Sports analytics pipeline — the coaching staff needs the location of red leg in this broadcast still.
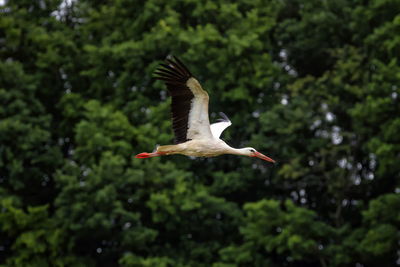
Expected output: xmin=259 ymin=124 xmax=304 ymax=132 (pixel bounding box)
xmin=134 ymin=152 xmax=166 ymax=158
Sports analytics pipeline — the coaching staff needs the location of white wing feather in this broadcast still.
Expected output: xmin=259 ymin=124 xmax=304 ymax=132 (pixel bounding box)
xmin=210 ymin=121 xmax=232 ymax=139
xmin=210 ymin=112 xmax=232 ymax=139
xmin=186 ymin=78 xmax=214 ymax=140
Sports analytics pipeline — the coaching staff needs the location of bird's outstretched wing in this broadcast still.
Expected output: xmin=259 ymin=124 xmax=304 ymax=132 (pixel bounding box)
xmin=154 ymin=56 xmax=213 ymax=143
xmin=210 ymin=112 xmax=232 ymax=139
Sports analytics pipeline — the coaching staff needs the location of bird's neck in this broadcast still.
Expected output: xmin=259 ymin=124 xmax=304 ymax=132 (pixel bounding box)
xmin=219 ymin=141 xmax=249 ymax=156
xmin=227 ymin=147 xmax=249 ymax=156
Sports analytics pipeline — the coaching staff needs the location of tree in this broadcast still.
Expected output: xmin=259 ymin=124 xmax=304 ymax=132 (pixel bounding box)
xmin=1 ymin=0 xmax=399 ymax=266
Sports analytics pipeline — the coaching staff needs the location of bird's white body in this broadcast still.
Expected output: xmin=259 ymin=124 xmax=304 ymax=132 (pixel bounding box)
xmin=135 ymin=56 xmax=275 ymax=163
xmin=157 ymin=138 xmax=238 ymax=157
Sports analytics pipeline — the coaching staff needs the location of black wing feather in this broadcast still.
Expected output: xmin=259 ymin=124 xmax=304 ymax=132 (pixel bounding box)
xmin=154 ymin=56 xmax=194 ymax=144
xmin=217 ymin=112 xmax=230 ymax=122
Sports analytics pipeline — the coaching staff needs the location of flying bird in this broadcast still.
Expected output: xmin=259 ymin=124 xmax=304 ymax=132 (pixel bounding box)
xmin=135 ymin=56 xmax=275 ymax=163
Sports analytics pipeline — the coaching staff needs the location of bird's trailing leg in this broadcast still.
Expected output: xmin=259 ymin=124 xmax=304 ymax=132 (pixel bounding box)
xmin=135 ymin=144 xmax=166 ymax=158
xmin=135 ymin=152 xmax=166 ymax=158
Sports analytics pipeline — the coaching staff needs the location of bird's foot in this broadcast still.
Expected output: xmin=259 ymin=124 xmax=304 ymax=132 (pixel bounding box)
xmin=135 ymin=152 xmax=165 ymax=158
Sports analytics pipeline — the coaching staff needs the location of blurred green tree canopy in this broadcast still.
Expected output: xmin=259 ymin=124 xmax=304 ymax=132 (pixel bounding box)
xmin=1 ymin=0 xmax=399 ymax=266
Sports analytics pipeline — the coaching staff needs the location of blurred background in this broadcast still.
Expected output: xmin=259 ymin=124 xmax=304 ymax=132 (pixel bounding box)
xmin=1 ymin=0 xmax=399 ymax=266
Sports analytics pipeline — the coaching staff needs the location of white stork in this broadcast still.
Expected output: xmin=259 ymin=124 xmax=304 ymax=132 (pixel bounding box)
xmin=135 ymin=56 xmax=275 ymax=163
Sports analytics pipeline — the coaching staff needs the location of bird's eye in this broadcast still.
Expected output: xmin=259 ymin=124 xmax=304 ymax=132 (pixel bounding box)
xmin=250 ymin=149 xmax=255 ymax=153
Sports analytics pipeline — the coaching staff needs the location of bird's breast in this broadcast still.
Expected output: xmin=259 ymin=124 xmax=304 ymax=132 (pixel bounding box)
xmin=180 ymin=139 xmax=227 ymax=157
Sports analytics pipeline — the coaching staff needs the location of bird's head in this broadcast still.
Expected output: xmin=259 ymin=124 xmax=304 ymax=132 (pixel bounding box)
xmin=243 ymin=147 xmax=276 ymax=163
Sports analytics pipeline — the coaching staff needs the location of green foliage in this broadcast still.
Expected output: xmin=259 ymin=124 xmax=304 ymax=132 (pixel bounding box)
xmin=1 ymin=0 xmax=399 ymax=266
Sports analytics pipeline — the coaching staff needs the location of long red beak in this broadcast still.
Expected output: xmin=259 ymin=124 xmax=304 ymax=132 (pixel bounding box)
xmin=253 ymin=152 xmax=275 ymax=163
